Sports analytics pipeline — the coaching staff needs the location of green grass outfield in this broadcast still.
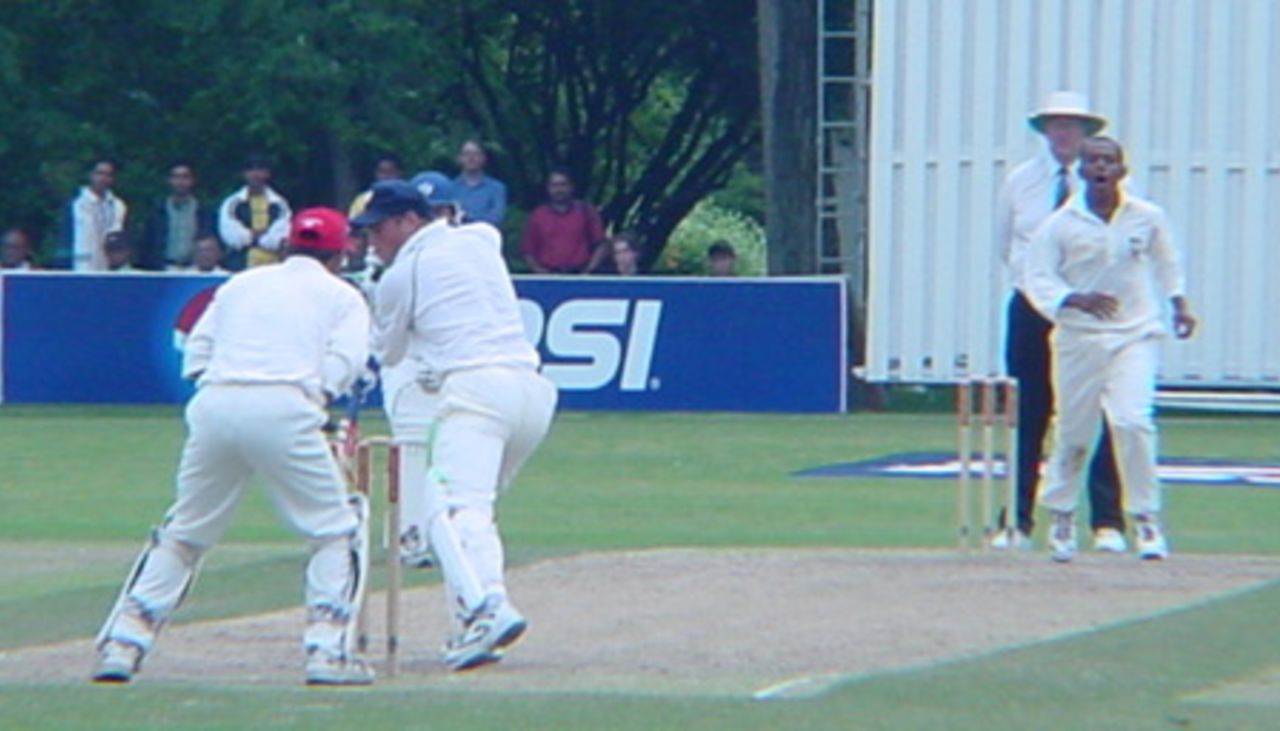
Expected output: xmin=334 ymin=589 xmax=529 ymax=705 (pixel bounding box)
xmin=0 ymin=406 xmax=1277 ymax=730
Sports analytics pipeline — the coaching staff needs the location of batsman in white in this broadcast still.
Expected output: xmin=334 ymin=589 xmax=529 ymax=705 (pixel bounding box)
xmin=92 ymin=208 xmax=376 ymax=686
xmin=374 ymin=171 xmax=468 ymax=570
xmin=355 ymin=179 xmax=557 ymax=671
xmin=1025 ymin=137 xmax=1196 ymax=562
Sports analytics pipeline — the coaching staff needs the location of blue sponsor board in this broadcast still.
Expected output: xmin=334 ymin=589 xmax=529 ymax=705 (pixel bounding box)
xmin=1 ymin=273 xmax=846 ymax=412
xmin=1 ymin=273 xmax=222 ymax=404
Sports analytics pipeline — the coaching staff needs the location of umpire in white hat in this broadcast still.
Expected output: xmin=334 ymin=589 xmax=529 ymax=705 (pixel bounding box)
xmin=993 ymin=91 xmax=1125 ymax=551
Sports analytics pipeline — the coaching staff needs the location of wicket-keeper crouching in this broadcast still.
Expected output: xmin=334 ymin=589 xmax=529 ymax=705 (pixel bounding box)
xmin=92 ymin=208 xmax=376 ymax=686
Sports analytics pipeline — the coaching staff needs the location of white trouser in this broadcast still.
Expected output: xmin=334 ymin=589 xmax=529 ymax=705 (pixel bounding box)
xmin=97 ymin=385 xmax=367 ymax=661
xmin=426 ymin=366 xmax=557 ymax=624
xmin=1038 ymin=329 xmax=1163 ymax=516
xmin=380 ymin=360 xmax=440 ymax=560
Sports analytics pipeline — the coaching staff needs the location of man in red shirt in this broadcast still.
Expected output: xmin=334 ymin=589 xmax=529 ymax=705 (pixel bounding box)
xmin=520 ymin=169 xmax=606 ymax=274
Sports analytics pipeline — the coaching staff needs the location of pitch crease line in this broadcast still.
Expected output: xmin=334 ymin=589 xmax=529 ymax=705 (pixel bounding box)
xmin=752 ymin=673 xmax=848 ymax=701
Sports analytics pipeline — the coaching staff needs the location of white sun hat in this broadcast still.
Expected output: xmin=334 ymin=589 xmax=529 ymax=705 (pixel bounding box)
xmin=1028 ymin=91 xmax=1107 ymax=136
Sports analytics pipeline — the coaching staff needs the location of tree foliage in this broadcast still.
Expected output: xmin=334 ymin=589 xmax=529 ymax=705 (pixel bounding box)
xmin=0 ymin=0 xmax=759 ymax=266
xmin=656 ymin=200 xmax=766 ymax=276
xmin=451 ymin=0 xmax=760 ymax=268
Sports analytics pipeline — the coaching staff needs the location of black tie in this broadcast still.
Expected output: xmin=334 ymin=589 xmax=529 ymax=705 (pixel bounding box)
xmin=1054 ymin=167 xmax=1070 ymax=208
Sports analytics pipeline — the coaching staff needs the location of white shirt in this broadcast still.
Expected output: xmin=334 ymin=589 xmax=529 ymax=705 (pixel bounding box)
xmin=70 ymin=187 xmax=128 ymax=272
xmin=374 ymin=219 xmax=538 ymax=377
xmin=1025 ymin=191 xmax=1186 ymax=335
xmin=183 ymin=256 xmax=370 ymax=401
xmin=217 ymin=186 xmax=292 ymax=252
xmin=181 ymin=265 xmax=231 ymax=276
xmin=996 ymin=148 xmax=1079 ymax=293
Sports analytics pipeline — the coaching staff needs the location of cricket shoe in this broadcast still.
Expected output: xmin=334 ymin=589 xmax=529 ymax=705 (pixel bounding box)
xmin=442 ymin=596 xmax=528 ymax=672
xmin=1092 ymin=527 xmax=1128 ymax=553
xmin=91 ymin=639 xmax=144 ymax=684
xmin=398 ymin=526 xmax=436 ymax=569
xmin=305 ymin=651 xmax=375 ymax=686
xmin=1048 ymin=511 xmax=1077 ymax=563
xmin=399 ymin=546 xmax=437 ymax=569
xmin=1134 ymin=517 xmax=1169 ymax=560
xmin=990 ymin=528 xmax=1032 ymax=551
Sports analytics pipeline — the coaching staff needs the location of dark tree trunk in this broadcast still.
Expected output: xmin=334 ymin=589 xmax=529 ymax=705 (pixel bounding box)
xmin=758 ymin=0 xmax=818 ymax=274
xmin=329 ymin=129 xmax=357 ymax=211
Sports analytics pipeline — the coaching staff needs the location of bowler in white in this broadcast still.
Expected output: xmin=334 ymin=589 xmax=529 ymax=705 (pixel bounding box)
xmin=1025 ymin=137 xmax=1196 ymax=563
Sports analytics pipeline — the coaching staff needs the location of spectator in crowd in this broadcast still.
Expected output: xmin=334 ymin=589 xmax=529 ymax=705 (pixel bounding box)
xmin=186 ymin=235 xmax=230 ymax=275
xmin=64 ymin=158 xmax=128 ymax=271
xmin=707 ymin=241 xmax=737 ymax=276
xmin=994 ymin=91 xmax=1124 ymax=552
xmin=453 ymin=139 xmax=507 ymax=226
xmin=2 ymin=228 xmax=38 ymax=270
xmin=520 ymin=168 xmax=606 ymax=274
xmin=348 ymin=153 xmax=404 ymax=219
xmin=142 ymin=161 xmax=215 ymax=271
xmin=605 ymin=232 xmax=641 ymax=276
xmin=103 ymin=232 xmax=136 ymax=272
xmin=218 ymin=154 xmax=291 ymax=270
xmin=342 ymin=226 xmax=378 ymax=300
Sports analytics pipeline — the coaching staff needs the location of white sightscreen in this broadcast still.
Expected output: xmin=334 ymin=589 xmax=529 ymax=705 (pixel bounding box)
xmin=865 ymin=0 xmax=1280 ymax=386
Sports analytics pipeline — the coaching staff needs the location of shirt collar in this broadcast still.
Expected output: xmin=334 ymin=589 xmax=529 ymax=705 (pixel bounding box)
xmin=457 ymin=173 xmax=490 ymax=188
xmin=283 ymin=254 xmax=329 ymax=273
xmin=237 ymin=185 xmax=279 ymax=203
xmin=82 ymin=186 xmax=113 ymax=202
xmin=1039 ymin=145 xmax=1079 ymax=176
xmin=1068 ymin=187 xmax=1130 ymax=223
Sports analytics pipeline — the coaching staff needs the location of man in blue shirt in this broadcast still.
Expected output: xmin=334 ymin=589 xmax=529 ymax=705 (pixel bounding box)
xmin=454 ymin=139 xmax=507 ymax=226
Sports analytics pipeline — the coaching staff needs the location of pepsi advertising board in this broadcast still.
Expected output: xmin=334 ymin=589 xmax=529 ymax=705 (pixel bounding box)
xmin=1 ymin=274 xmax=846 ymax=413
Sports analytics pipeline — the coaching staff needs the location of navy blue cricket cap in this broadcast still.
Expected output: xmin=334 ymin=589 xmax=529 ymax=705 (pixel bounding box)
xmin=351 ymin=180 xmax=429 ymax=227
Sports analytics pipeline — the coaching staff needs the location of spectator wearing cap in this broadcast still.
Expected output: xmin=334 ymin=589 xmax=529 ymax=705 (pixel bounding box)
xmin=410 ymin=171 xmax=467 ymax=225
xmin=993 ymin=91 xmax=1124 ymax=551
xmin=63 ymin=158 xmax=128 ymax=271
xmin=2 ymin=228 xmax=39 ymax=270
xmin=453 ymin=140 xmax=507 ymax=226
xmin=348 ymin=153 xmax=404 ymax=219
xmin=707 ymin=241 xmax=737 ymax=276
xmin=520 ymin=168 xmax=606 ymax=274
xmin=218 ymin=154 xmax=292 ymax=271
xmin=103 ymin=231 xmax=137 ymax=272
xmin=142 ymin=161 xmax=216 ymax=271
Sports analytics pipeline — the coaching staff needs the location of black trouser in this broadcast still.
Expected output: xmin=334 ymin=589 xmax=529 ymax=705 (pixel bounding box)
xmin=1005 ymin=291 xmax=1125 ymax=535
